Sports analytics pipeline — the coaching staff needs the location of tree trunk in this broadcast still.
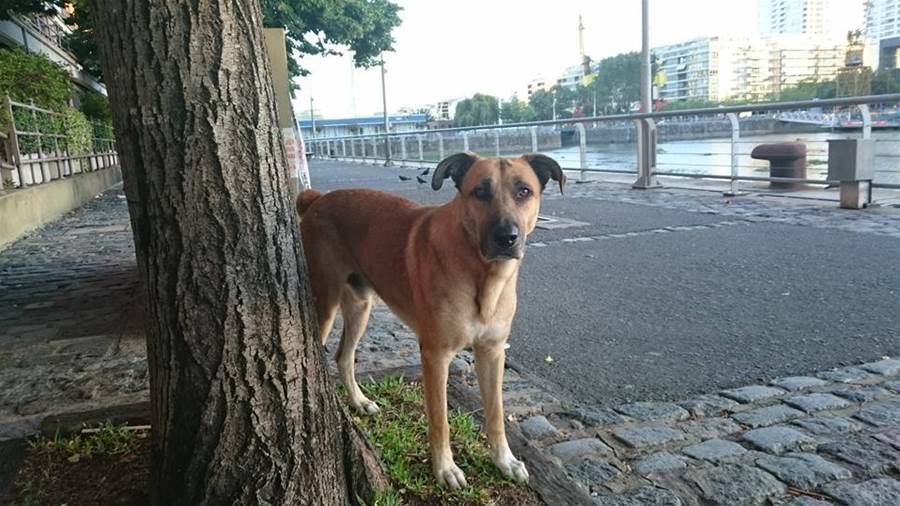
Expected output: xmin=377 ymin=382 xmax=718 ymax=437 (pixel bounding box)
xmin=89 ymin=1 xmax=386 ymax=504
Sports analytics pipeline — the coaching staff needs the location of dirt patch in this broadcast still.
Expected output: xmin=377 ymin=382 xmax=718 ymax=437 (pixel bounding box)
xmin=3 ymin=438 xmax=149 ymax=505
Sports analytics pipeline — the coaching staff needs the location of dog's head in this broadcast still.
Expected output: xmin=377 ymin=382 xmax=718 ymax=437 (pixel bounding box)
xmin=432 ymin=152 xmax=565 ymax=262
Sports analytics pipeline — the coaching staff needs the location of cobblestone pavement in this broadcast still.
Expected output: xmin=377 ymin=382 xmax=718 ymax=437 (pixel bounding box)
xmin=4 ymin=183 xmax=900 ymax=505
xmin=0 ymin=187 xmax=148 ymax=441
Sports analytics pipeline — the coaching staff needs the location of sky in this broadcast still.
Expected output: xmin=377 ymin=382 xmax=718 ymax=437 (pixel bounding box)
xmin=291 ymin=0 xmax=865 ymax=119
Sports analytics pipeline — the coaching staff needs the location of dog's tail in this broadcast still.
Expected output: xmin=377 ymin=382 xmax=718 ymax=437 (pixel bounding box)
xmin=296 ymin=189 xmax=323 ymax=216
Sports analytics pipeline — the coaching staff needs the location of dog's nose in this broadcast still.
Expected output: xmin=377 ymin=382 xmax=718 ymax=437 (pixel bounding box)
xmin=493 ymin=223 xmax=519 ymax=247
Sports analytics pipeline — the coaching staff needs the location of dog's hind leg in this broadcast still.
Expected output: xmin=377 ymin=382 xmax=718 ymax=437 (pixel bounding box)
xmin=336 ymin=281 xmax=378 ymax=415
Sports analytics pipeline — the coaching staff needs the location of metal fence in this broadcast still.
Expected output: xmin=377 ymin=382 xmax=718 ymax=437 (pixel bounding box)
xmin=307 ymin=94 xmax=900 ymax=192
xmin=0 ymin=96 xmax=118 ymax=191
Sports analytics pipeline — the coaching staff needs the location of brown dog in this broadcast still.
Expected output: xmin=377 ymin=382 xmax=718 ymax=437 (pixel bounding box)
xmin=297 ymin=152 xmax=564 ymax=489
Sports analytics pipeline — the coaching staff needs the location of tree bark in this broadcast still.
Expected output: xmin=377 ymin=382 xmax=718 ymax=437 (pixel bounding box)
xmin=89 ymin=1 xmax=386 ymax=504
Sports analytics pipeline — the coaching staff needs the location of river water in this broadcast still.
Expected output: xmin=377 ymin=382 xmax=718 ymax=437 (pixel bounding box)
xmin=544 ymin=131 xmax=900 ymax=185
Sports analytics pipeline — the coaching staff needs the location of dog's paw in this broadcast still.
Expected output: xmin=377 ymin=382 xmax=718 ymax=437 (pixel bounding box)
xmin=494 ymin=452 xmax=529 ymax=483
xmin=352 ymin=399 xmax=380 ymax=416
xmin=434 ymin=461 xmax=468 ymax=490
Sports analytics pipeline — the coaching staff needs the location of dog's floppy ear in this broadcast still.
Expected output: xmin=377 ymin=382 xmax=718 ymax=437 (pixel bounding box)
xmin=432 ymin=152 xmax=479 ymax=191
xmin=523 ymin=153 xmax=566 ymax=194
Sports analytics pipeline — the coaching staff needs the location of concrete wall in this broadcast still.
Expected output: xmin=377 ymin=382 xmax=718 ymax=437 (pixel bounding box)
xmin=0 ymin=167 xmax=122 ymax=251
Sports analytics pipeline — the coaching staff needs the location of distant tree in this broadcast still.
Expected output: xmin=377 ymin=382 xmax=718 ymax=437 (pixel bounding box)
xmin=528 ymin=86 xmax=576 ymax=121
xmin=589 ymin=52 xmax=641 ymax=114
xmin=872 ymin=69 xmax=900 ymax=95
xmin=0 ymin=0 xmax=58 ymax=19
xmin=777 ymin=79 xmax=837 ymax=101
xmin=500 ymin=96 xmax=535 ymax=123
xmin=415 ymin=107 xmax=435 ymax=122
xmin=528 ymin=89 xmax=554 ymax=120
xmin=453 ymin=93 xmax=499 ymax=127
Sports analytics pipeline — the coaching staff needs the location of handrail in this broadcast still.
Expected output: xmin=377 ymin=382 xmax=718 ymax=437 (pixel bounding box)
xmin=306 ymin=94 xmax=900 ymax=142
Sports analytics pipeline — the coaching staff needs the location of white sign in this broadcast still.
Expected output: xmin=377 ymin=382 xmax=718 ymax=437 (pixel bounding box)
xmin=282 ymin=126 xmax=311 ymax=190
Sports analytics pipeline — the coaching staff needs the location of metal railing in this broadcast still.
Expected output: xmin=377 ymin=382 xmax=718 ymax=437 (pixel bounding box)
xmin=1 ymin=96 xmax=118 ymax=191
xmin=308 ymin=94 xmax=900 ymax=191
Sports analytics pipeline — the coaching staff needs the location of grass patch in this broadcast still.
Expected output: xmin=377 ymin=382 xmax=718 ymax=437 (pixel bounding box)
xmin=349 ymin=376 xmax=536 ymax=505
xmin=33 ymin=422 xmax=143 ymax=463
xmin=6 ymin=423 xmax=150 ymax=505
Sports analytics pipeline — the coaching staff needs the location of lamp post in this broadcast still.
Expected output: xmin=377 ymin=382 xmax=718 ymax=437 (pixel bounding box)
xmin=381 ymin=58 xmax=393 ymax=167
xmin=309 ymin=96 xmax=316 ymax=156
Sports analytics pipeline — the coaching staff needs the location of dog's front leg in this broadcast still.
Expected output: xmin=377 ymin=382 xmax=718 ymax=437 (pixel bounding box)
xmin=474 ymin=342 xmax=529 ymax=483
xmin=421 ymin=346 xmax=467 ymax=490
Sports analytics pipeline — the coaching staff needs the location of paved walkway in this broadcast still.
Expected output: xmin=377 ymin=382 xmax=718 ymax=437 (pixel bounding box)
xmin=3 ymin=183 xmax=900 ymax=505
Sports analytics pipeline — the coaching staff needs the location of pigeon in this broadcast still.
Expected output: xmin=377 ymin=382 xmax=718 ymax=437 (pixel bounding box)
xmin=398 ymin=175 xmax=411 ymax=181
xmin=419 ymin=167 xmax=431 ymax=176
xmin=416 ymin=176 xmax=427 ymax=184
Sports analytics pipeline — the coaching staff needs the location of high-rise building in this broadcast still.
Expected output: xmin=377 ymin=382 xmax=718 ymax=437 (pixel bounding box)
xmin=759 ymin=0 xmax=860 ymax=38
xmin=865 ymin=0 xmax=900 ymax=68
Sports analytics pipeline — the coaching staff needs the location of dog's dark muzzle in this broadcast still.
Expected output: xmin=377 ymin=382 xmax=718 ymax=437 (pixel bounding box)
xmin=482 ymin=221 xmax=524 ymax=260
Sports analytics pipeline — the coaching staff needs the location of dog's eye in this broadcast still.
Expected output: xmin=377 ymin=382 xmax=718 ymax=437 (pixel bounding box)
xmin=516 ymin=187 xmax=532 ymax=200
xmin=473 ymin=186 xmax=491 ymax=201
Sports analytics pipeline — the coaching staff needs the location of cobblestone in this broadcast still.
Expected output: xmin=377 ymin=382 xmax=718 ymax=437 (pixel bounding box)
xmin=519 ymin=415 xmax=559 ymax=440
xmin=819 ymin=436 xmax=900 ymax=471
xmin=860 ymin=359 xmax=900 ymax=376
xmin=592 ymin=487 xmax=683 ymax=506
xmin=720 ymin=385 xmax=786 ymax=403
xmin=733 ymin=404 xmax=805 ymax=428
xmin=743 ymin=427 xmax=815 ymax=454
xmin=817 ymin=367 xmax=877 ymax=384
xmin=770 ymin=376 xmax=828 ymax=391
xmin=854 ymin=400 xmax=900 ymax=427
xmin=785 ymin=393 xmax=852 ymax=413
xmin=614 ymin=402 xmax=689 ymax=423
xmin=792 ymin=416 xmax=865 ymax=436
xmin=824 ymin=478 xmax=900 ymax=506
xmin=681 ymin=439 xmax=747 ymax=462
xmin=677 ymin=395 xmax=738 ymax=418
xmin=755 ymin=453 xmax=851 ymax=489
xmin=549 ymin=438 xmax=613 ymax=462
xmin=685 ymin=464 xmax=787 ymax=505
xmin=633 ymin=452 xmax=686 ymax=476
xmin=611 ymin=426 xmax=685 ymax=449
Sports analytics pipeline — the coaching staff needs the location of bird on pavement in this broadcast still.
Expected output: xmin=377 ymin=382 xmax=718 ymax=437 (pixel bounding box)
xmin=398 ymin=174 xmax=411 ymax=181
xmin=416 ymin=176 xmax=426 ymax=184
xmin=420 ymin=168 xmax=430 ymax=176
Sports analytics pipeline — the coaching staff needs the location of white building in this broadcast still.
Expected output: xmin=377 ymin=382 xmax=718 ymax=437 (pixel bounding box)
xmin=655 ymin=34 xmax=846 ymax=103
xmin=865 ymin=0 xmax=900 ymax=68
xmin=526 ymin=77 xmax=550 ymax=98
xmin=758 ymin=0 xmax=860 ymax=38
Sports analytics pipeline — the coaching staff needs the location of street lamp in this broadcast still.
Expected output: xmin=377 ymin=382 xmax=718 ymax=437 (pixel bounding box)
xmin=381 ymin=58 xmax=393 ymax=167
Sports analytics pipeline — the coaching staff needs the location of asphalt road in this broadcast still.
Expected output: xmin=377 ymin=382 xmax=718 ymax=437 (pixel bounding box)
xmin=308 ymin=159 xmax=900 ymax=406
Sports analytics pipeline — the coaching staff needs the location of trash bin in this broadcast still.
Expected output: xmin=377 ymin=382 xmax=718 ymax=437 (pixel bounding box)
xmin=750 ymin=142 xmax=807 ymax=189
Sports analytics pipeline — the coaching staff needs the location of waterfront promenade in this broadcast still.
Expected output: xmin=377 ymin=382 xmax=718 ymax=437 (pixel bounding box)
xmin=2 ymin=159 xmax=900 ymax=504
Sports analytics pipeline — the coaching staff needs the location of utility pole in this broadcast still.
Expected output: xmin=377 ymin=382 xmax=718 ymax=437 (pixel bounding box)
xmin=309 ymin=97 xmax=316 ymax=156
xmin=633 ymin=0 xmax=660 ymax=189
xmin=552 ymin=95 xmax=557 ymax=121
xmin=381 ymin=58 xmax=393 ymax=166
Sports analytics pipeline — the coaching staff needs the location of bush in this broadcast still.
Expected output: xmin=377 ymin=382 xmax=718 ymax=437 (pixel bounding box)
xmin=0 ymin=48 xmax=72 ymax=110
xmin=79 ymin=91 xmax=110 ymax=123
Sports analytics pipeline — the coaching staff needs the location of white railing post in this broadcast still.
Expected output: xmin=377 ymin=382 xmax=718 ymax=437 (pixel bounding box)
xmin=341 ymin=139 xmax=346 ymax=158
xmin=4 ymin=96 xmax=25 ymax=187
xmin=437 ymin=132 xmax=444 ymax=160
xmin=530 ymin=126 xmax=538 ymax=152
xmin=494 ymin=129 xmax=500 ymax=157
xmin=575 ymin=122 xmax=587 ymax=181
xmin=857 ymin=104 xmax=872 ymax=139
xmin=724 ymin=113 xmax=744 ymax=196
xmin=462 ymin=131 xmax=469 ymax=152
xmin=417 ymin=135 xmax=424 ymax=163
xmin=632 ymin=118 xmax=660 ymax=189
xmin=400 ymin=135 xmax=407 ymax=164
xmin=371 ymin=137 xmax=378 ymax=163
